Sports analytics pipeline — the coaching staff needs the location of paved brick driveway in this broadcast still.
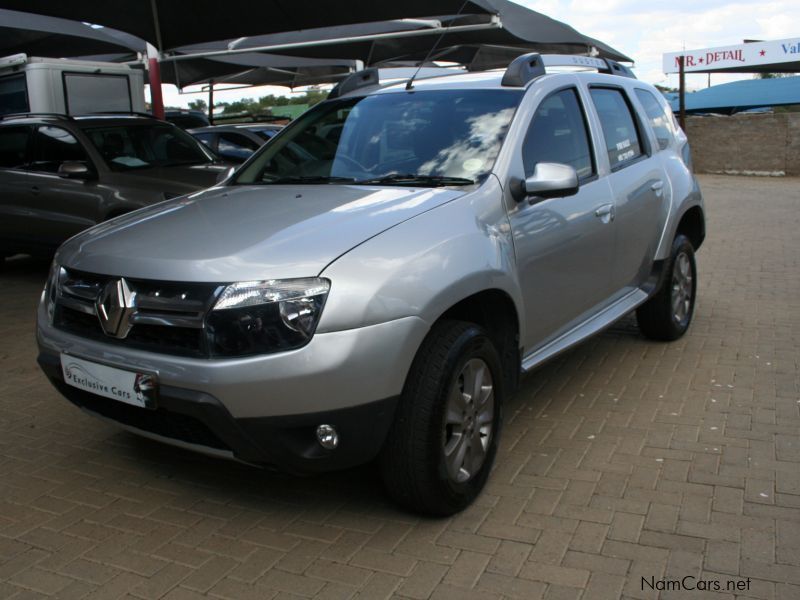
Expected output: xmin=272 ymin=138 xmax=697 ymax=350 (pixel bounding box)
xmin=1 ymin=174 xmax=798 ymax=599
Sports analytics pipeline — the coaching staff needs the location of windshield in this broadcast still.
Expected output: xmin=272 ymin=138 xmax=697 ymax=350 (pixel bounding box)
xmin=234 ymin=89 xmax=522 ymax=186
xmin=82 ymin=123 xmax=214 ymax=171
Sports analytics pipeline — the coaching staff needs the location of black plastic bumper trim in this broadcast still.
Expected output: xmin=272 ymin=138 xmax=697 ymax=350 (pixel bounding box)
xmin=37 ymin=350 xmax=398 ymax=474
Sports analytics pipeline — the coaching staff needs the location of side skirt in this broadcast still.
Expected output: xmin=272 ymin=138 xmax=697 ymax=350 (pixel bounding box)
xmin=521 ymin=288 xmax=649 ymax=373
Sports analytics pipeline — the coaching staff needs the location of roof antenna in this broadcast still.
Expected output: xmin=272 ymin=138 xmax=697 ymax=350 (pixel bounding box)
xmin=406 ymin=0 xmax=471 ymax=91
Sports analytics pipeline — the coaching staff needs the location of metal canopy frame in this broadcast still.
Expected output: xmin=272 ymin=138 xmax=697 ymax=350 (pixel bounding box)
xmin=158 ymin=16 xmax=503 ymax=64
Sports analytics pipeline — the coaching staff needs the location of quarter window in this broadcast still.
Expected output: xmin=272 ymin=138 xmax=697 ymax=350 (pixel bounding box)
xmin=589 ymin=88 xmax=644 ymax=169
xmin=635 ymin=89 xmax=675 ymax=151
xmin=0 ymin=126 xmax=31 ymax=169
xmin=522 ymin=88 xmax=594 ymax=180
xmin=31 ymin=126 xmax=90 ymax=173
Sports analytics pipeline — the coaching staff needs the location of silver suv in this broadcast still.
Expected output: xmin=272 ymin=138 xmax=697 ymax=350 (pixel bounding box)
xmin=36 ymin=54 xmax=705 ymax=515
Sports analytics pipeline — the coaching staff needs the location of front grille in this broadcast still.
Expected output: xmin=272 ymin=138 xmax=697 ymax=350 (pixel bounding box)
xmin=66 ymin=385 xmax=229 ymax=450
xmin=53 ymin=269 xmax=221 ymax=358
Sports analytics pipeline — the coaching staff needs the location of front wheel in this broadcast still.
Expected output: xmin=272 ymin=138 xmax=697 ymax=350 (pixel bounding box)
xmin=637 ymin=234 xmax=697 ymax=341
xmin=380 ymin=320 xmax=504 ymax=516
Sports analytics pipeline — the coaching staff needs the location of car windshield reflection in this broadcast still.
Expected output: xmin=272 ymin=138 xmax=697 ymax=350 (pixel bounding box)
xmin=234 ymin=89 xmax=523 ymax=187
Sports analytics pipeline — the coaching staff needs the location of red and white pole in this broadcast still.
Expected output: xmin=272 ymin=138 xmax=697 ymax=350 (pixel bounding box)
xmin=146 ymin=43 xmax=165 ymax=120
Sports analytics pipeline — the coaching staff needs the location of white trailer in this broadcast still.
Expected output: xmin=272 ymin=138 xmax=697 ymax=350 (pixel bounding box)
xmin=0 ymin=54 xmax=146 ymax=116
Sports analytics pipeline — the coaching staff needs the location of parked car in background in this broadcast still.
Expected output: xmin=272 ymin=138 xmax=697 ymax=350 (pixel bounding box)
xmin=189 ymin=123 xmax=283 ymax=163
xmin=0 ymin=113 xmax=229 ymax=258
xmin=165 ymin=109 xmax=210 ymax=130
xmin=36 ymin=55 xmax=705 ymax=515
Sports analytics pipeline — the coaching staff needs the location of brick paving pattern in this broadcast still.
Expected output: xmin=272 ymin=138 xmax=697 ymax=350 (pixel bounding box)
xmin=1 ymin=174 xmax=798 ymax=599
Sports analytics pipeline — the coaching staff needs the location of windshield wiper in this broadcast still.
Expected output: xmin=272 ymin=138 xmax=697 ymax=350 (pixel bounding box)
xmin=260 ymin=175 xmax=357 ymax=185
xmin=354 ymin=174 xmax=475 ymax=187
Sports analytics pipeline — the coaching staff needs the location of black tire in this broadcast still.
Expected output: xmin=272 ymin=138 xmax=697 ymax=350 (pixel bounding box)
xmin=637 ymin=234 xmax=697 ymax=341
xmin=380 ymin=320 xmax=504 ymax=516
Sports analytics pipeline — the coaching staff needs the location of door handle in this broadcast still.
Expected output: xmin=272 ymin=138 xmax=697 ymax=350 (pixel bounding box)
xmin=31 ymin=185 xmax=40 ymax=195
xmin=651 ymin=180 xmax=664 ymax=191
xmin=594 ymin=203 xmax=614 ymax=223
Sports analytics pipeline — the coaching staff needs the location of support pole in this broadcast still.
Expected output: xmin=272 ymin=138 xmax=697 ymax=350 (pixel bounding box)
xmin=208 ymin=82 xmax=214 ymax=125
xmin=146 ymin=43 xmax=165 ymax=120
xmin=678 ymin=55 xmax=686 ymax=132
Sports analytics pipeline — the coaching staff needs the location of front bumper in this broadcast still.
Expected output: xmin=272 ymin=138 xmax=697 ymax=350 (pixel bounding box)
xmin=38 ymin=351 xmax=397 ymax=473
xmin=37 ymin=300 xmax=430 ymax=472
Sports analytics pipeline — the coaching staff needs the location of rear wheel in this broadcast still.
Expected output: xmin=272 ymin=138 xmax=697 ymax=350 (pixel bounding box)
xmin=380 ymin=320 xmax=504 ymax=516
xmin=637 ymin=234 xmax=697 ymax=341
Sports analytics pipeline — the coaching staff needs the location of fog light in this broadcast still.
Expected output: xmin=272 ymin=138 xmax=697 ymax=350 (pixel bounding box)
xmin=316 ymin=424 xmax=338 ymax=450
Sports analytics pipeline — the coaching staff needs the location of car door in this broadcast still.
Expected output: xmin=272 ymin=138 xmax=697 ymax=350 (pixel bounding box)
xmin=26 ymin=125 xmax=106 ymax=247
xmin=588 ymin=86 xmax=668 ymax=293
xmin=507 ymin=86 xmax=617 ymax=350
xmin=0 ymin=124 xmax=34 ymax=251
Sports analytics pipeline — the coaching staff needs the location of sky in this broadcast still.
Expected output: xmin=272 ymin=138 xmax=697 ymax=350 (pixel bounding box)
xmin=155 ymin=0 xmax=799 ymax=108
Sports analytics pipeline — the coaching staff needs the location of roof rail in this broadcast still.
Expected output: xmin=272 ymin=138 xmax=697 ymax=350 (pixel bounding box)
xmin=602 ymin=59 xmax=636 ymax=78
xmin=502 ymin=53 xmax=637 ymax=87
xmin=0 ymin=112 xmax=73 ymax=121
xmin=328 ymin=68 xmax=380 ymax=99
xmin=501 ymin=53 xmax=546 ymax=86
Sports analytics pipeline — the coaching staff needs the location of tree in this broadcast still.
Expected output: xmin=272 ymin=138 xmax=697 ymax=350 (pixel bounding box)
xmin=756 ymin=73 xmax=795 ymax=79
xmin=187 ymin=99 xmax=207 ymax=111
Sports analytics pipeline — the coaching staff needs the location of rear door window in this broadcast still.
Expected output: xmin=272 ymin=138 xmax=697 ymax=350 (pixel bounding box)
xmin=522 ymin=88 xmax=595 ymax=180
xmin=0 ymin=126 xmax=32 ymax=169
xmin=635 ymin=89 xmax=675 ymax=151
xmin=30 ymin=126 xmax=91 ymax=173
xmin=589 ymin=88 xmax=644 ymax=170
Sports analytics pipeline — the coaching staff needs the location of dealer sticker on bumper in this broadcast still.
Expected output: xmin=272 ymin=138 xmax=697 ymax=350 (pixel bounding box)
xmin=61 ymin=354 xmax=157 ymax=409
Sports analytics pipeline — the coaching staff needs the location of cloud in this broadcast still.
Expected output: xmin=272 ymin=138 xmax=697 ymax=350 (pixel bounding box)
xmin=517 ymin=0 xmax=800 ymax=89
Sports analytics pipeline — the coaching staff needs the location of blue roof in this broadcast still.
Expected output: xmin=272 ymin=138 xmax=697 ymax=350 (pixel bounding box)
xmin=667 ymin=76 xmax=800 ymax=114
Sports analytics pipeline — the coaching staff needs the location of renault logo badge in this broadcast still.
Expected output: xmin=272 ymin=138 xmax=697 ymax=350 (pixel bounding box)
xmin=96 ymin=278 xmax=136 ymax=338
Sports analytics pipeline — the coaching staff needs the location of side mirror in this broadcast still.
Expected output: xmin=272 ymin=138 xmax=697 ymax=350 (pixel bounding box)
xmin=521 ymin=162 xmax=579 ymax=201
xmin=57 ymin=161 xmax=93 ymax=180
xmin=216 ymin=166 xmax=235 ymax=184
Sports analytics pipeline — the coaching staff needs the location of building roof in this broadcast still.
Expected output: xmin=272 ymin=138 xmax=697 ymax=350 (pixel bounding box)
xmin=667 ymin=76 xmax=800 ymax=114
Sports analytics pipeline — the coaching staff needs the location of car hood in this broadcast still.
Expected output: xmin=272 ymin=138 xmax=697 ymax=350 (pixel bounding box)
xmin=107 ymin=163 xmax=230 ymax=196
xmin=57 ymin=184 xmax=466 ymax=282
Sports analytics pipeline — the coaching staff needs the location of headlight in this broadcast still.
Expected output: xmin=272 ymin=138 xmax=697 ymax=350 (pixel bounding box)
xmin=207 ymin=277 xmax=330 ymax=357
xmin=43 ymin=262 xmax=64 ymax=324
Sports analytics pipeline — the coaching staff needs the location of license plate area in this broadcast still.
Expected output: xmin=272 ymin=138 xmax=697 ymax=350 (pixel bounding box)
xmin=61 ymin=354 xmax=157 ymax=409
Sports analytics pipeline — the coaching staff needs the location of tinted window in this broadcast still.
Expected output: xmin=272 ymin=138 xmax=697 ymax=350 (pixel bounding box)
xmin=218 ymin=132 xmax=260 ymax=161
xmin=523 ymin=88 xmax=594 ymax=179
xmin=193 ymin=132 xmax=216 ymax=148
xmin=31 ymin=126 xmax=90 ymax=173
xmin=635 ymin=89 xmax=675 ymax=151
xmin=590 ymin=88 xmax=644 ymax=169
xmin=0 ymin=126 xmax=31 ymax=168
xmin=0 ymin=74 xmax=29 ymax=116
xmin=82 ymin=123 xmax=212 ymax=171
xmin=253 ymin=127 xmax=280 ymax=141
xmin=236 ymin=90 xmax=522 ymax=185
